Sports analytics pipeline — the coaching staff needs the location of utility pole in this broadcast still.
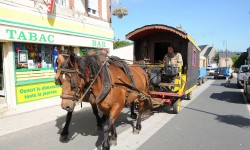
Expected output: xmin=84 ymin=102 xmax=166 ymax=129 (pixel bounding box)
xmin=223 ymin=40 xmax=227 ymax=67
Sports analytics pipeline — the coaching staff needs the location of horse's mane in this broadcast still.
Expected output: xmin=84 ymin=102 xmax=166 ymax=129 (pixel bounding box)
xmin=76 ymin=55 xmax=102 ymax=76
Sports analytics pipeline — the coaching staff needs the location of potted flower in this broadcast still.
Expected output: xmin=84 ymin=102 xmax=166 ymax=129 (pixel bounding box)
xmin=112 ymin=8 xmax=128 ymax=18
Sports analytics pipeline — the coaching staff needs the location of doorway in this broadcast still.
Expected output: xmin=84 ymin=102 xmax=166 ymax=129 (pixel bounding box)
xmin=154 ymin=42 xmax=171 ymax=63
xmin=0 ymin=43 xmax=6 ymax=108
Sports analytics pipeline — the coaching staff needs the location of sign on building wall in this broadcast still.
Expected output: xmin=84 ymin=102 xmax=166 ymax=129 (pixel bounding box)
xmin=47 ymin=0 xmax=55 ymax=14
xmin=16 ymin=82 xmax=62 ymax=104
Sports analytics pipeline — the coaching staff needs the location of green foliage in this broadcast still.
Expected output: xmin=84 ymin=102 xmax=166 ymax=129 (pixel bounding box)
xmin=231 ymin=55 xmax=247 ymax=68
xmin=231 ymin=56 xmax=240 ymax=68
xmin=212 ymin=52 xmax=219 ymax=64
xmin=113 ymin=40 xmax=133 ymax=49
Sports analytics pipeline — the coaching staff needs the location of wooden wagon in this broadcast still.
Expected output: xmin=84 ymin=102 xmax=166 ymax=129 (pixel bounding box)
xmin=126 ymin=24 xmax=201 ymax=113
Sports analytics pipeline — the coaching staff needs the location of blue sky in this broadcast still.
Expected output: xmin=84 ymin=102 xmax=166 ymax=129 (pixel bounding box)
xmin=111 ymin=0 xmax=250 ymax=52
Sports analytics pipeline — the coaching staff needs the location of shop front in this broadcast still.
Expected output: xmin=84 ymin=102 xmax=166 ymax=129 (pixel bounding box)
xmin=0 ymin=25 xmax=113 ymax=110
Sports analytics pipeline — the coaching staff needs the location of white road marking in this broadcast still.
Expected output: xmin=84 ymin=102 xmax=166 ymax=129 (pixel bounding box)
xmin=94 ymin=80 xmax=215 ymax=150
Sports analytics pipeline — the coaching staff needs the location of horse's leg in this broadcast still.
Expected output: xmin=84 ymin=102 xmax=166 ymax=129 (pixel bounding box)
xmin=60 ymin=111 xmax=73 ymax=141
xmin=133 ymin=99 xmax=144 ymax=134
xmin=91 ymin=103 xmax=104 ymax=130
xmin=102 ymin=106 xmax=123 ymax=150
xmin=109 ymin=123 xmax=117 ymax=146
xmin=130 ymin=102 xmax=137 ymax=119
xmin=102 ymin=116 xmax=111 ymax=150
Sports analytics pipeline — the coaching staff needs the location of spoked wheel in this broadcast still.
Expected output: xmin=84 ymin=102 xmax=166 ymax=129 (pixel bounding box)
xmin=186 ymin=92 xmax=192 ymax=100
xmin=173 ymin=98 xmax=181 ymax=114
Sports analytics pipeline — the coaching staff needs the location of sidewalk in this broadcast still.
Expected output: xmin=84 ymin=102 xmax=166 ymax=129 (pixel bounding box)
xmin=0 ymin=102 xmax=91 ymax=136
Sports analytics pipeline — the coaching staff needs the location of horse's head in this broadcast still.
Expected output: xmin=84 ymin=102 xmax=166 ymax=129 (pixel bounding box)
xmin=55 ymin=49 xmax=102 ymax=112
xmin=55 ymin=48 xmax=84 ymax=112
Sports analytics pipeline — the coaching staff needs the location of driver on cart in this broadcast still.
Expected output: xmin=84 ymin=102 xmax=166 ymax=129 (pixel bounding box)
xmin=163 ymin=45 xmax=183 ymax=67
xmin=162 ymin=45 xmax=183 ymax=91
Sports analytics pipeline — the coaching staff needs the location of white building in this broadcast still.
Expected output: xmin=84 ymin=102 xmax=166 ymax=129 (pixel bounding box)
xmin=110 ymin=45 xmax=134 ymax=63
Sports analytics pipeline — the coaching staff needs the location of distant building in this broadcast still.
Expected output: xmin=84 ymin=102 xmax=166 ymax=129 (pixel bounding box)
xmin=218 ymin=51 xmax=245 ymax=67
xmin=199 ymin=45 xmax=216 ymax=66
xmin=110 ymin=45 xmax=134 ymax=64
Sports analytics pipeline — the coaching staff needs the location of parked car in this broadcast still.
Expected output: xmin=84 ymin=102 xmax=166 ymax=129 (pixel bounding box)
xmin=243 ymin=76 xmax=250 ymax=103
xmin=214 ymin=67 xmax=229 ymax=79
xmin=206 ymin=68 xmax=216 ymax=76
xmin=237 ymin=65 xmax=249 ymax=89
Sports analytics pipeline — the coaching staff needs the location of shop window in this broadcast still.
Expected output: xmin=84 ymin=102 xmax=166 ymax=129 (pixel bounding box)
xmin=192 ymin=49 xmax=196 ymax=66
xmin=14 ymin=43 xmax=58 ymax=70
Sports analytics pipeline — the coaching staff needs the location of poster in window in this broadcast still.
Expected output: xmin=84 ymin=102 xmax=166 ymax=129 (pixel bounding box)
xmin=18 ymin=50 xmax=28 ymax=64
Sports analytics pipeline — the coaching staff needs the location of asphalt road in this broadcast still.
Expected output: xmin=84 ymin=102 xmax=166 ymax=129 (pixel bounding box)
xmin=137 ymin=77 xmax=250 ymax=150
xmin=0 ymin=77 xmax=249 ymax=150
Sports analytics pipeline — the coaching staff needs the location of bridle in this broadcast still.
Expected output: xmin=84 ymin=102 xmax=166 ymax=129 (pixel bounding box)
xmin=55 ymin=53 xmax=107 ymax=104
xmin=55 ymin=53 xmax=84 ymax=101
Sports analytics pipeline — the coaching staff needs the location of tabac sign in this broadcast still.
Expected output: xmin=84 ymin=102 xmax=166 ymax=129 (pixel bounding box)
xmin=4 ymin=28 xmax=55 ymax=43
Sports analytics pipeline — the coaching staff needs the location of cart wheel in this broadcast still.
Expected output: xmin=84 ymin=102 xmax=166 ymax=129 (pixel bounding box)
xmin=202 ymin=78 xmax=205 ymax=83
xmin=186 ymin=92 xmax=192 ymax=100
xmin=173 ymin=98 xmax=181 ymax=114
xmin=198 ymin=79 xmax=202 ymax=86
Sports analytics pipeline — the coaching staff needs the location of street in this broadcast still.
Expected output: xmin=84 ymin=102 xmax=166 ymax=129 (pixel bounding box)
xmin=0 ymin=77 xmax=249 ymax=150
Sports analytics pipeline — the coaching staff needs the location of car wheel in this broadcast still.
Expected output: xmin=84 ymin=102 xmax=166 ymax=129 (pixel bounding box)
xmin=237 ymin=82 xmax=242 ymax=89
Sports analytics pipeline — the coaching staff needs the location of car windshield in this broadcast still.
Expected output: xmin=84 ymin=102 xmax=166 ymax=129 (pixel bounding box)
xmin=241 ymin=66 xmax=248 ymax=71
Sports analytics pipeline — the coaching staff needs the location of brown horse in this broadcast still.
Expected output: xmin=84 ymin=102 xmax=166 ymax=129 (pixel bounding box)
xmin=55 ymin=50 xmax=151 ymax=149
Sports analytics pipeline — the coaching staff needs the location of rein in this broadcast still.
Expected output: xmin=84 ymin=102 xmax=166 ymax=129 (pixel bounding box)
xmin=77 ymin=59 xmax=108 ymax=104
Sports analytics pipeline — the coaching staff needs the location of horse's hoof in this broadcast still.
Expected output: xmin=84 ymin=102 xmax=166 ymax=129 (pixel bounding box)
xmin=109 ymin=139 xmax=117 ymax=146
xmin=102 ymin=145 xmax=110 ymax=150
xmin=59 ymin=135 xmax=68 ymax=142
xmin=109 ymin=137 xmax=117 ymax=146
xmin=131 ymin=113 xmax=137 ymax=119
xmin=132 ymin=129 xmax=140 ymax=135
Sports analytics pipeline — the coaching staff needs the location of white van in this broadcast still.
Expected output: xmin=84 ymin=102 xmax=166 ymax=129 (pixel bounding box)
xmin=207 ymin=64 xmax=218 ymax=69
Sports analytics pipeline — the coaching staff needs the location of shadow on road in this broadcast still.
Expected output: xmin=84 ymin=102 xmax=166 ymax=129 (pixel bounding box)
xmin=210 ymin=91 xmax=245 ymax=104
xmin=220 ymin=83 xmax=238 ymax=89
xmin=55 ymin=107 xmax=135 ymax=148
xmin=184 ymin=107 xmax=250 ymax=128
xmin=216 ymin=115 xmax=250 ymax=128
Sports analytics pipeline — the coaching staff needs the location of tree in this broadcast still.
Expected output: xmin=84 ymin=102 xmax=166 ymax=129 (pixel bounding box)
xmin=212 ymin=52 xmax=219 ymax=64
xmin=113 ymin=40 xmax=133 ymax=49
xmin=231 ymin=55 xmax=240 ymax=68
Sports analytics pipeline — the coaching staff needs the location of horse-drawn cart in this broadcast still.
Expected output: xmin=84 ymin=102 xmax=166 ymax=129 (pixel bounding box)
xmin=126 ymin=24 xmax=201 ymax=113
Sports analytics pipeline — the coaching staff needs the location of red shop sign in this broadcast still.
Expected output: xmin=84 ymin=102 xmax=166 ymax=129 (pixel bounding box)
xmin=47 ymin=0 xmax=55 ymax=14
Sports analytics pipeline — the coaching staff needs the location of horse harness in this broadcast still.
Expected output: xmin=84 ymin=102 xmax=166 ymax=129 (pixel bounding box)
xmin=55 ymin=53 xmax=84 ymax=101
xmin=56 ymin=54 xmax=150 ymax=105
